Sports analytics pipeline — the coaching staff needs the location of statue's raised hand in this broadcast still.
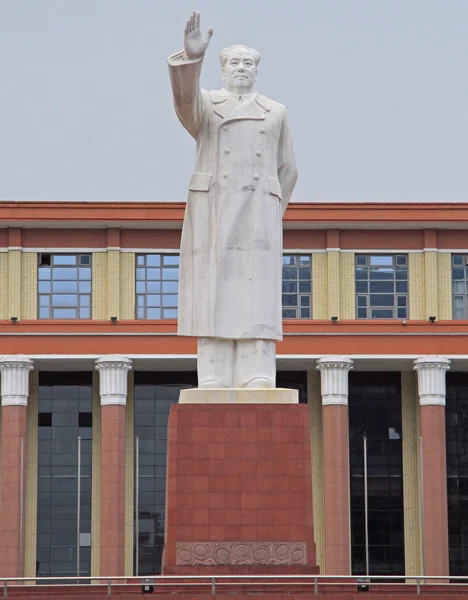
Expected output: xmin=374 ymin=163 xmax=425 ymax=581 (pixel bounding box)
xmin=184 ymin=11 xmax=213 ymax=60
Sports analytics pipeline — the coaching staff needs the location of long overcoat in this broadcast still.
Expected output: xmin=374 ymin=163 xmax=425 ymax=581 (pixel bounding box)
xmin=168 ymin=50 xmax=298 ymax=340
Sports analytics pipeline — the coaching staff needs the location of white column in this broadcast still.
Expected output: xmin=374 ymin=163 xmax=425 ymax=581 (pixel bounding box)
xmin=0 ymin=355 xmax=34 ymax=406
xmin=316 ymin=356 xmax=354 ymax=405
xmin=413 ymin=356 xmax=451 ymax=405
xmin=95 ymin=355 xmax=132 ymax=406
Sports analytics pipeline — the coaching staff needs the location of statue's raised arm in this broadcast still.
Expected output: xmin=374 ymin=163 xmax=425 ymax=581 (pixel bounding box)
xmin=167 ymin=11 xmax=213 ymax=138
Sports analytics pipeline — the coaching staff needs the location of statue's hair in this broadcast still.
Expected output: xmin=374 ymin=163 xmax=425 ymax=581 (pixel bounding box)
xmin=219 ymin=45 xmax=261 ymax=68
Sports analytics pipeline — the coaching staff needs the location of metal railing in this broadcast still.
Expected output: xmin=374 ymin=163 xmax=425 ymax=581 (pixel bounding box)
xmin=0 ymin=574 xmax=468 ymax=597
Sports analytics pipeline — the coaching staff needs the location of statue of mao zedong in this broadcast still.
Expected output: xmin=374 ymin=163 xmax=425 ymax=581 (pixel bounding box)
xmin=168 ymin=11 xmax=298 ymax=389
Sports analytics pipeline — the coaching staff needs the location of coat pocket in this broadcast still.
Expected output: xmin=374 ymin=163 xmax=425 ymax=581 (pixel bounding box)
xmin=268 ymin=177 xmax=283 ymax=200
xmin=189 ymin=171 xmax=212 ymax=192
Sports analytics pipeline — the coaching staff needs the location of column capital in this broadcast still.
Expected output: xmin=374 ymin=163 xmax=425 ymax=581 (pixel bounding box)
xmin=316 ymin=356 xmax=353 ymax=406
xmin=0 ymin=355 xmax=34 ymax=407
xmin=95 ymin=355 xmax=132 ymax=406
xmin=413 ymin=355 xmax=451 ymax=406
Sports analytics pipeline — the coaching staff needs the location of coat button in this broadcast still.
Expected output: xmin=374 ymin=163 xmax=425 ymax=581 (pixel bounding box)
xmin=224 ymin=149 xmax=230 ymax=154
xmin=253 ymin=173 xmax=260 ymax=180
xmin=256 ymin=150 xmax=262 ymax=156
xmin=260 ymin=128 xmax=265 ymax=134
xmin=223 ymin=126 xmax=228 ymax=131
xmin=223 ymin=173 xmax=228 ymax=178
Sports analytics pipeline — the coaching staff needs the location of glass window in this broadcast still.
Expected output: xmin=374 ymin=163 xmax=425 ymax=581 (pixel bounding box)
xmin=446 ymin=373 xmax=468 ymax=576
xmin=36 ymin=373 xmax=93 ymax=581
xmin=38 ymin=254 xmax=92 ymax=320
xmin=452 ymin=255 xmax=468 ymax=319
xmin=135 ymin=254 xmax=179 ymax=319
xmin=349 ymin=372 xmax=404 ymax=576
xmin=282 ymin=254 xmax=312 ymax=319
xmin=355 ymin=255 xmax=408 ymax=319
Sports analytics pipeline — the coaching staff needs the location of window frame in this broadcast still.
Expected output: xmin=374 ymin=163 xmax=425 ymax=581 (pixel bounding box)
xmin=355 ymin=254 xmax=409 ymax=320
xmin=135 ymin=253 xmax=180 ymax=320
xmin=37 ymin=253 xmax=92 ymax=320
xmin=282 ymin=253 xmax=312 ymax=319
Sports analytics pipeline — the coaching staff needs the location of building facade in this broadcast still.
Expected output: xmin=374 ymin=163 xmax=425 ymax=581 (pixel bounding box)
xmin=0 ymin=200 xmax=468 ymax=580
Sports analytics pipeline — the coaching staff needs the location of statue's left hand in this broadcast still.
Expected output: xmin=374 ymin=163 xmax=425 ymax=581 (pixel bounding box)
xmin=184 ymin=11 xmax=213 ymax=60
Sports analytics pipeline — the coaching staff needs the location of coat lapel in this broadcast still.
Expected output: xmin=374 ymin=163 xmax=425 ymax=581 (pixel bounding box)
xmin=211 ymin=89 xmax=270 ymax=123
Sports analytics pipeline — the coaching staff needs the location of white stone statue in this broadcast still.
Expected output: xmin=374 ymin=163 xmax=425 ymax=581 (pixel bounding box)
xmin=168 ymin=11 xmax=298 ymax=389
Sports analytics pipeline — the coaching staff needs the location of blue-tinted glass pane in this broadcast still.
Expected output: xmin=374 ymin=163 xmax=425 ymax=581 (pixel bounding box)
xmin=299 ymin=268 xmax=311 ymax=280
xmin=78 ymin=268 xmax=91 ymax=280
xmin=146 ymin=255 xmax=161 ymax=267
xmin=163 ymin=309 xmax=178 ymax=318
xmin=162 ymin=281 xmax=178 ymax=293
xmin=283 ymin=267 xmax=296 ymax=280
xmin=53 ymin=281 xmax=77 ymax=294
xmin=395 ymin=269 xmax=408 ymax=280
xmin=79 ymin=255 xmax=91 ymax=265
xmin=370 ymin=268 xmax=394 ymax=280
xmin=396 ymin=281 xmax=407 ymax=293
xmin=300 ymin=308 xmax=310 ymax=318
xmin=356 ymin=256 xmax=367 ymax=266
xmin=396 ymin=256 xmax=407 ymax=266
xmin=52 ymin=295 xmax=77 ymax=307
xmin=38 ymin=281 xmax=51 ymax=293
xmin=282 ymin=309 xmax=296 ymax=318
xmin=53 ymin=308 xmax=76 ymax=319
xmin=136 ymin=282 xmax=145 ymax=294
xmin=79 ymin=281 xmax=91 ymax=293
xmin=53 ymin=255 xmax=76 ymax=265
xmin=357 ymin=308 xmax=367 ymax=319
xmin=453 ymin=255 xmax=463 ymax=266
xmin=300 ymin=296 xmax=310 ymax=307
xmin=39 ymin=268 xmax=51 ymax=280
xmin=137 ymin=295 xmax=145 ymax=307
xmin=147 ymin=268 xmax=161 ymax=280
xmin=147 ymin=282 xmax=161 ymax=293
xmin=356 ymin=281 xmax=368 ymax=293
xmin=299 ymin=256 xmax=311 ymax=265
xmin=397 ymin=296 xmax=407 ymax=307
xmin=162 ymin=268 xmax=179 ymax=280
xmin=53 ymin=268 xmax=77 ymax=280
xmin=453 ymin=269 xmax=464 ymax=280
xmin=397 ymin=308 xmax=407 ymax=318
xmin=356 ymin=268 xmax=367 ymax=280
xmin=371 ymin=309 xmax=393 ymax=318
xmin=162 ymin=295 xmax=177 ymax=307
xmin=39 ymin=295 xmax=49 ymax=307
xmin=282 ymin=281 xmax=297 ymax=293
xmin=299 ymin=281 xmax=311 ymax=293
xmin=137 ymin=255 xmax=145 ymax=266
xmin=163 ymin=255 xmax=179 ymax=266
xmin=370 ymin=294 xmax=395 ymax=307
xmin=147 ymin=295 xmax=161 ymax=307
xmin=137 ymin=307 xmax=145 ymax=319
xmin=283 ymin=256 xmax=296 ymax=265
xmin=370 ymin=256 xmax=392 ymax=266
xmin=282 ymin=294 xmax=297 ymax=306
xmin=370 ymin=281 xmax=394 ymax=293
xmin=79 ymin=296 xmax=90 ymax=307
xmin=39 ymin=307 xmax=50 ymax=318
xmin=357 ymin=296 xmax=367 ymax=307
xmin=136 ymin=268 xmax=146 ymax=281
xmin=147 ymin=308 xmax=161 ymax=319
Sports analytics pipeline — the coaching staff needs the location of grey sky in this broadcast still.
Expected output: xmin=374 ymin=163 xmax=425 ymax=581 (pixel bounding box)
xmin=0 ymin=0 xmax=466 ymax=203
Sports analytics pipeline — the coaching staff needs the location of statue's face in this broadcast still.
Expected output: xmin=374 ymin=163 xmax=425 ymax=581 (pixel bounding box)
xmin=222 ymin=48 xmax=257 ymax=94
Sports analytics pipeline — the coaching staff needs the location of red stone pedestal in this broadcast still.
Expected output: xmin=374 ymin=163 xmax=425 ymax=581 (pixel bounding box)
xmin=162 ymin=403 xmax=317 ymax=574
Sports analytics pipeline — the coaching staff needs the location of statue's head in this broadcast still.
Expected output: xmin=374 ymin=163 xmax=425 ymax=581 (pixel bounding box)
xmin=219 ymin=45 xmax=261 ymax=94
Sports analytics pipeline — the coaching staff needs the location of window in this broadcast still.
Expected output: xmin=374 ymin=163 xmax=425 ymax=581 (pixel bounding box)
xmin=38 ymin=254 xmax=92 ymax=319
xmin=452 ymin=255 xmax=468 ymax=319
xmin=36 ymin=372 xmax=93 ymax=580
xmin=355 ymin=254 xmax=408 ymax=319
xmin=136 ymin=254 xmax=179 ymax=319
xmin=349 ymin=372 xmax=404 ymax=576
xmin=282 ymin=254 xmax=312 ymax=318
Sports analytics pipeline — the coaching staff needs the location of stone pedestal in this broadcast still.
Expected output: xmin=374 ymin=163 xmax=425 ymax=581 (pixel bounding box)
xmin=162 ymin=389 xmax=318 ymax=574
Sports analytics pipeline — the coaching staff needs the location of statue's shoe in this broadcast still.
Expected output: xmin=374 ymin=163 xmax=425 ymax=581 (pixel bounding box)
xmin=242 ymin=377 xmax=275 ymax=389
